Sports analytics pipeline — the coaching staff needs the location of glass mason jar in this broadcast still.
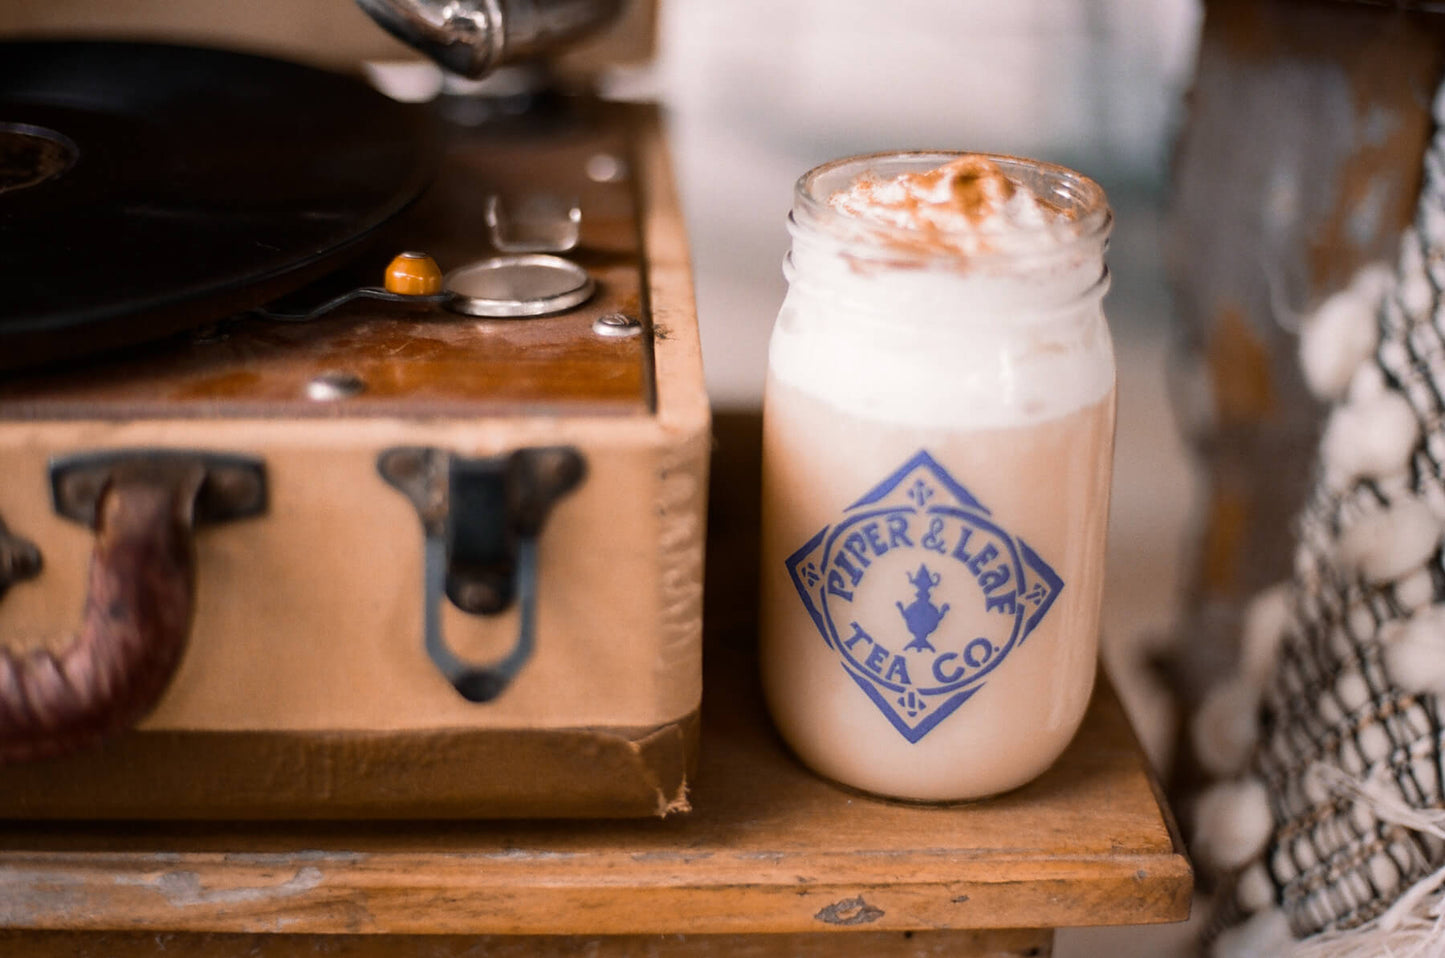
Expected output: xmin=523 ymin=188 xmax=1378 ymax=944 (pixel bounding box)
xmin=759 ymin=152 xmax=1115 ymax=802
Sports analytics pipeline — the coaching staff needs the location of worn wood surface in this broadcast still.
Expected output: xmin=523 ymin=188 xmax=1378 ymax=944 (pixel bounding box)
xmin=1169 ymin=0 xmax=1445 ymax=634
xmin=0 ymin=929 xmax=1052 ymax=958
xmin=0 ymin=101 xmax=653 ymax=419
xmin=1166 ymin=0 xmax=1445 ymax=654
xmin=0 ymin=413 xmax=1190 ymax=937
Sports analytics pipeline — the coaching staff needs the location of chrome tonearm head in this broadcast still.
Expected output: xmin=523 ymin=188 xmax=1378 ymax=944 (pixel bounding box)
xmin=355 ymin=0 xmax=625 ymax=79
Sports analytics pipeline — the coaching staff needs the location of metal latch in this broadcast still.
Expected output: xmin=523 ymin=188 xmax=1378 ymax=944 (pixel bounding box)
xmin=379 ymin=445 xmax=585 ymax=702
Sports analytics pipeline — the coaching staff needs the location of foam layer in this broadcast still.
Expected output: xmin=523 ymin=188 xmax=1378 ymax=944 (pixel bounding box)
xmin=828 ymin=155 xmax=1070 ymax=254
xmin=771 ymin=155 xmax=1113 ymax=430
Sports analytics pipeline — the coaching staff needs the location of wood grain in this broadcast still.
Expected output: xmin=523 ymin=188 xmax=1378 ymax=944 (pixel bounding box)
xmin=0 ymin=677 xmax=1190 ymax=935
xmin=0 ymin=929 xmax=1053 ymax=958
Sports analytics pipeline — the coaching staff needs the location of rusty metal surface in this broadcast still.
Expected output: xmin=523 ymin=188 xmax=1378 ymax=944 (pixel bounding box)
xmin=1167 ymin=0 xmax=1445 ymax=669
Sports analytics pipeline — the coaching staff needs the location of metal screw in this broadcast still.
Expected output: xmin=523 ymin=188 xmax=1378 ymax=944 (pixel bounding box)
xmin=0 ymin=534 xmax=40 ymax=583
xmin=593 ymin=312 xmax=641 ymax=338
xmin=204 ymin=467 xmax=262 ymax=513
xmin=306 ymin=371 xmax=366 ymax=401
xmin=585 ymin=152 xmax=626 ymax=184
xmin=59 ymin=471 xmax=104 ymax=518
xmin=451 ymin=575 xmax=508 ymax=615
xmin=0 ymin=522 xmax=41 ymax=600
xmin=381 ymin=448 xmax=425 ymax=483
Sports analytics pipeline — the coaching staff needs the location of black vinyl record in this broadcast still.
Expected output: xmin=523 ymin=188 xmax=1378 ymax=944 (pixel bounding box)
xmin=0 ymin=41 xmax=440 ymax=369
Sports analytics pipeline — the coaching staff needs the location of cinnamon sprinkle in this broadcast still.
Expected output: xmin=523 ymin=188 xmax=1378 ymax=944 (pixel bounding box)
xmin=826 ymin=155 xmax=1071 ymax=259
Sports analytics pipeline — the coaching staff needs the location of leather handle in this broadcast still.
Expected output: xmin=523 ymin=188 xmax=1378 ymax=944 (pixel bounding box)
xmin=0 ymin=470 xmax=202 ymax=763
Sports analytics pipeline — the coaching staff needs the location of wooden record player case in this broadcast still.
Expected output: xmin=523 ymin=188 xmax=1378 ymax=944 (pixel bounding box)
xmin=0 ymin=44 xmax=708 ymax=815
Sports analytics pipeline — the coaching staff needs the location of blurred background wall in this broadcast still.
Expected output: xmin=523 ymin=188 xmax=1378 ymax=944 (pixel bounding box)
xmin=606 ymin=0 xmax=1201 ymax=403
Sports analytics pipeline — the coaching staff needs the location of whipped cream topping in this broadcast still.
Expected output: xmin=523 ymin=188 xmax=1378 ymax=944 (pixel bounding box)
xmin=771 ymin=153 xmax=1113 ymax=430
xmin=825 ymin=156 xmax=1071 ymax=254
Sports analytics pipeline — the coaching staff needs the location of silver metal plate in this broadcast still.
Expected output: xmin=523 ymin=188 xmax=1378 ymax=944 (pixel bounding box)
xmin=486 ymin=193 xmax=581 ymax=253
xmin=444 ymin=254 xmax=595 ymax=318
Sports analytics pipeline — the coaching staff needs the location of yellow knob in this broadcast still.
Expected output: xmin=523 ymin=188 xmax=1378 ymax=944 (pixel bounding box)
xmin=384 ymin=251 xmax=443 ymax=296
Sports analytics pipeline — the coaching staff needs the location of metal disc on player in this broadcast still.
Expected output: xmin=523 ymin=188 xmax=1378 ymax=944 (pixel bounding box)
xmin=0 ymin=41 xmax=440 ymax=370
xmin=445 ymin=255 xmax=595 ymax=317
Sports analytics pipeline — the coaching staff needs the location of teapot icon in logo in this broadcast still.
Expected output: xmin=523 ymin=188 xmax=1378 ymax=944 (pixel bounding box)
xmin=896 ymin=564 xmax=949 ymax=653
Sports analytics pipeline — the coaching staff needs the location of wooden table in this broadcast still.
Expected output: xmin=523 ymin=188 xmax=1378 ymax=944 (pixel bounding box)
xmin=0 ymin=413 xmax=1191 ymax=956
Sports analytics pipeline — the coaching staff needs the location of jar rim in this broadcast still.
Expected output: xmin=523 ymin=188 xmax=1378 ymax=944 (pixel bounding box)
xmin=792 ymin=151 xmax=1112 ymax=262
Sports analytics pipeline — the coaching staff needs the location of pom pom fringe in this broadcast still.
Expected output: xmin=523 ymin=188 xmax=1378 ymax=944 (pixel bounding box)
xmin=1283 ymin=765 xmax=1445 ymax=957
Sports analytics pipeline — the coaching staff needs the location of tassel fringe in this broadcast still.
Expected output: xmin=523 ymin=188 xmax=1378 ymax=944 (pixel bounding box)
xmin=1288 ymin=766 xmax=1445 ymax=958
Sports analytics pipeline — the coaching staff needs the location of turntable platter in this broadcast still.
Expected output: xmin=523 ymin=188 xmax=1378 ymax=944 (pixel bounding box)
xmin=0 ymin=41 xmax=438 ymax=369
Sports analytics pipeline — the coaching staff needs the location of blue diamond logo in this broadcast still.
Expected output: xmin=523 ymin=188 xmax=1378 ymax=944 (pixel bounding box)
xmin=784 ymin=450 xmax=1064 ymax=743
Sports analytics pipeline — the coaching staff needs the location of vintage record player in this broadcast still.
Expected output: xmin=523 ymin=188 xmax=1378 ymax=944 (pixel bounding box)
xmin=0 ymin=0 xmax=708 ymax=818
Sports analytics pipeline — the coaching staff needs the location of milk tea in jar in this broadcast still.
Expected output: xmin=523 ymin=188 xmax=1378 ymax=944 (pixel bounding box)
xmin=760 ymin=152 xmax=1115 ymax=802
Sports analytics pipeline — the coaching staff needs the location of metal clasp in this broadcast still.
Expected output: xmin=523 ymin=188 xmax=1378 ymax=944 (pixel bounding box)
xmin=378 ymin=445 xmax=585 ymax=702
xmin=50 ymin=450 xmax=267 ymax=528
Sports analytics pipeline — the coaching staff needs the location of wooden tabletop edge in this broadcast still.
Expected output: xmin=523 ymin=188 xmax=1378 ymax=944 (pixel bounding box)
xmin=0 ymin=851 xmax=1194 ymax=935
